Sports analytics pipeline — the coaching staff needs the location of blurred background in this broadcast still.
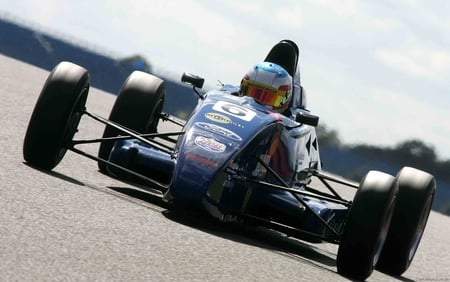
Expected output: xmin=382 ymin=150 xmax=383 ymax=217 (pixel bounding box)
xmin=1 ymin=0 xmax=449 ymax=214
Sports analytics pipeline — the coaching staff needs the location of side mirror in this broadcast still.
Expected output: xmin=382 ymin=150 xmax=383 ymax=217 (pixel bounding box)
xmin=295 ymin=111 xmax=319 ymax=127
xmin=181 ymin=72 xmax=205 ymax=89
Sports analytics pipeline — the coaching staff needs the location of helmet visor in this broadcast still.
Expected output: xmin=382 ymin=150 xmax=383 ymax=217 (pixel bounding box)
xmin=241 ymin=80 xmax=289 ymax=108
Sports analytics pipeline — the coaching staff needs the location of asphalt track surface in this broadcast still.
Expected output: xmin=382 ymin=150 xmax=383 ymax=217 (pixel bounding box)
xmin=1 ymin=54 xmax=449 ymax=281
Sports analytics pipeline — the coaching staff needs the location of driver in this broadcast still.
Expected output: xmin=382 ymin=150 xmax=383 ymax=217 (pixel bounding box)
xmin=240 ymin=62 xmax=292 ymax=114
xmin=239 ymin=62 xmax=295 ymax=180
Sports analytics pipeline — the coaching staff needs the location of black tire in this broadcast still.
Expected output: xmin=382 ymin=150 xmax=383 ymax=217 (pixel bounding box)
xmin=97 ymin=71 xmax=165 ymax=172
xmin=376 ymin=167 xmax=435 ymax=276
xmin=23 ymin=61 xmax=90 ymax=170
xmin=337 ymin=171 xmax=398 ymax=281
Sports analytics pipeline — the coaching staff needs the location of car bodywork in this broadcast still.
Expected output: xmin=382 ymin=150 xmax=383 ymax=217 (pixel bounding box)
xmin=106 ymin=87 xmax=348 ymax=243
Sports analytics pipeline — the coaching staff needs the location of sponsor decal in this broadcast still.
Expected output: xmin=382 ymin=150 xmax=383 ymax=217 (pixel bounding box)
xmin=205 ymin=112 xmax=231 ymax=124
xmin=194 ymin=136 xmax=226 ymax=152
xmin=195 ymin=122 xmax=242 ymax=141
xmin=205 ymin=112 xmax=244 ymax=128
xmin=212 ymin=101 xmax=256 ymax=121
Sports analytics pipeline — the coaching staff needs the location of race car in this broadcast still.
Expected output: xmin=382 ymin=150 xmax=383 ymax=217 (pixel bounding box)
xmin=23 ymin=40 xmax=436 ymax=280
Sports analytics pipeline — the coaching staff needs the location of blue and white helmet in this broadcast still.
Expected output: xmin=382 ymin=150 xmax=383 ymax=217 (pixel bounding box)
xmin=240 ymin=62 xmax=292 ymax=113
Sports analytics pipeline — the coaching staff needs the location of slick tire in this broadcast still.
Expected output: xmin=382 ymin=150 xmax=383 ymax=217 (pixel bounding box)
xmin=97 ymin=71 xmax=165 ymax=172
xmin=23 ymin=61 xmax=89 ymax=170
xmin=376 ymin=166 xmax=435 ymax=276
xmin=336 ymin=171 xmax=398 ymax=281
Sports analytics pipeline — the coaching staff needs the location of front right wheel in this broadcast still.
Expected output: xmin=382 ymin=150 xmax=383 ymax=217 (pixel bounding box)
xmin=23 ymin=61 xmax=90 ymax=170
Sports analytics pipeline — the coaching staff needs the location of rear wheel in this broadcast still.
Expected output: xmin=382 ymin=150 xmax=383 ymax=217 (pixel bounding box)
xmin=337 ymin=171 xmax=398 ymax=281
xmin=97 ymin=71 xmax=165 ymax=172
xmin=23 ymin=61 xmax=89 ymax=170
xmin=376 ymin=166 xmax=435 ymax=276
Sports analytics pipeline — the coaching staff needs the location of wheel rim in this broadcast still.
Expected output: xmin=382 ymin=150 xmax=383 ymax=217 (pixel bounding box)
xmin=146 ymin=98 xmax=163 ymax=132
xmin=61 ymin=87 xmax=88 ymax=152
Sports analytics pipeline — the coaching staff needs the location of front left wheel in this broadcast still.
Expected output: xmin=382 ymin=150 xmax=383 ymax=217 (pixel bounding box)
xmin=97 ymin=71 xmax=165 ymax=172
xmin=23 ymin=61 xmax=90 ymax=170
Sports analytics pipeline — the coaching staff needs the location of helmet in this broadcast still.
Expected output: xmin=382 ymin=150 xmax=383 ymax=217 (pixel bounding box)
xmin=240 ymin=62 xmax=292 ymax=112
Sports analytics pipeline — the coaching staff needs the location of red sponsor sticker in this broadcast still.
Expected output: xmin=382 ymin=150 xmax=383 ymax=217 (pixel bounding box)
xmin=194 ymin=136 xmax=226 ymax=153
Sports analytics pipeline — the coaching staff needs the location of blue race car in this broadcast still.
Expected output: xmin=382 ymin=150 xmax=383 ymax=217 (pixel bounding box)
xmin=23 ymin=40 xmax=436 ymax=281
